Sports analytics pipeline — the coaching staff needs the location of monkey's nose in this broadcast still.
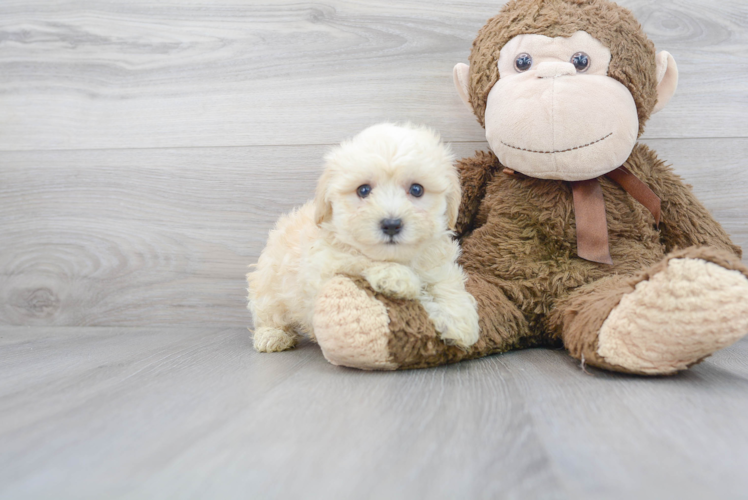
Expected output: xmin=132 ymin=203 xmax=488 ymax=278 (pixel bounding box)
xmin=380 ymin=218 xmax=403 ymax=237
xmin=536 ymin=62 xmax=576 ymax=78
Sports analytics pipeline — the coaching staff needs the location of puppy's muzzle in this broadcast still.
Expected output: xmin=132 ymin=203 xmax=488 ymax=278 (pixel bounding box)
xmin=380 ymin=218 xmax=403 ymax=237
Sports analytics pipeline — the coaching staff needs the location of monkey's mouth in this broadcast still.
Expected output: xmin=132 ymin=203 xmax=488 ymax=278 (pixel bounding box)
xmin=500 ymin=132 xmax=613 ymax=154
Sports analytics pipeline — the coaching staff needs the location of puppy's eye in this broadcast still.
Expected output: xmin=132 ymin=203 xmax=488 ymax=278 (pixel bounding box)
xmin=514 ymin=53 xmax=533 ymax=72
xmin=408 ymin=184 xmax=424 ymax=197
xmin=356 ymin=184 xmax=372 ymax=198
xmin=571 ymin=52 xmax=590 ymax=72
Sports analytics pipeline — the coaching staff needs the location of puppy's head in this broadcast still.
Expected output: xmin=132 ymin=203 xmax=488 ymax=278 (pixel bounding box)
xmin=314 ymin=123 xmax=459 ymax=262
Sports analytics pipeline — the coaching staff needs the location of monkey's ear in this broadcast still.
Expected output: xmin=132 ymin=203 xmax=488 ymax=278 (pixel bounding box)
xmin=314 ymin=169 xmax=333 ymax=227
xmin=652 ymin=51 xmax=678 ymax=114
xmin=453 ymin=63 xmax=473 ymax=112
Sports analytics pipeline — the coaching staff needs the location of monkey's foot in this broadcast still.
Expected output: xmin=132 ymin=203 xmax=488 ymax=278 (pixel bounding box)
xmin=313 ymin=276 xmax=397 ymax=370
xmin=597 ymin=258 xmax=748 ymax=375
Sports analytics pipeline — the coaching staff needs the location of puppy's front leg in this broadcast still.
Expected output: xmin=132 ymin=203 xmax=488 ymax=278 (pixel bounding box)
xmin=363 ymin=263 xmax=422 ymax=300
xmin=419 ymin=263 xmax=480 ymax=349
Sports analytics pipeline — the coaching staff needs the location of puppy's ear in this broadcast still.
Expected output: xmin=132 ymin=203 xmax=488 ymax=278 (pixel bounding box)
xmin=445 ymin=170 xmax=461 ymax=231
xmin=314 ymin=168 xmax=333 ymax=226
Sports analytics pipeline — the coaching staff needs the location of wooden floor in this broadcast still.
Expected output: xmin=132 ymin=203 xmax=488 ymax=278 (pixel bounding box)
xmin=1 ymin=1 xmax=748 ymax=498
xmin=1 ymin=327 xmax=747 ymax=499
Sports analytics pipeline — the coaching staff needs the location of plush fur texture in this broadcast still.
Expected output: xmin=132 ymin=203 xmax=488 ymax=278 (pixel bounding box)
xmin=556 ymin=246 xmax=748 ymax=374
xmin=483 ymin=31 xmax=641 ymax=180
xmin=597 ymin=258 xmax=748 ymax=374
xmin=248 ymin=123 xmax=479 ymax=352
xmin=314 ymin=148 xmax=748 ymax=373
xmin=314 ymin=275 xmax=396 ymax=370
xmin=311 ymin=0 xmax=748 ymax=375
xmin=467 ymin=0 xmax=658 ymax=137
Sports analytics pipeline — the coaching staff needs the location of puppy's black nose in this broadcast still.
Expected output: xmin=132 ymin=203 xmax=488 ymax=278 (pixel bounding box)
xmin=380 ymin=218 xmax=403 ymax=237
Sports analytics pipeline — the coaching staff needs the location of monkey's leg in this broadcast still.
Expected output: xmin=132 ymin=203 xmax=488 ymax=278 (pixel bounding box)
xmin=313 ymin=273 xmax=531 ymax=370
xmin=552 ymin=247 xmax=748 ymax=375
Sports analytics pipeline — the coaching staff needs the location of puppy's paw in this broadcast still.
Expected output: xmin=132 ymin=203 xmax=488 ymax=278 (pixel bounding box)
xmin=363 ymin=263 xmax=422 ymax=300
xmin=253 ymin=327 xmax=298 ymax=352
xmin=422 ymin=295 xmax=480 ymax=349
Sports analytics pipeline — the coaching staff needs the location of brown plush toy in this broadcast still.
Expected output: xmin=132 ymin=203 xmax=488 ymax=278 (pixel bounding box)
xmin=311 ymin=0 xmax=748 ymax=375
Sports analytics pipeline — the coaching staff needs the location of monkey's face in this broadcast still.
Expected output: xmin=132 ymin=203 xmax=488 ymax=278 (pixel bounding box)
xmin=484 ymin=31 xmax=638 ymax=181
xmin=454 ymin=30 xmax=678 ymax=182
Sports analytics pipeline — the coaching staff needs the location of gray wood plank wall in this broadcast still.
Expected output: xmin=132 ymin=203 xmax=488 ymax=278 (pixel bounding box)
xmin=1 ymin=0 xmax=747 ymax=327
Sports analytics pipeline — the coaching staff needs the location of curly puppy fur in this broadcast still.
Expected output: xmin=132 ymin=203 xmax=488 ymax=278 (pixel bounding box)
xmin=247 ymin=123 xmax=479 ymax=352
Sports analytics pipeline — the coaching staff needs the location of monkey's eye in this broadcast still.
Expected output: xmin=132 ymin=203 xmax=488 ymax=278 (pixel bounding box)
xmin=356 ymin=184 xmax=372 ymax=198
xmin=571 ymin=52 xmax=590 ymax=72
xmin=408 ymin=184 xmax=424 ymax=197
xmin=514 ymin=53 xmax=533 ymax=72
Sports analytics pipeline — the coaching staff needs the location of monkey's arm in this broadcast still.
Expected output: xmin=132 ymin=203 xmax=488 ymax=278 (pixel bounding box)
xmin=454 ymin=150 xmax=501 ymax=238
xmin=631 ymin=144 xmax=742 ymax=257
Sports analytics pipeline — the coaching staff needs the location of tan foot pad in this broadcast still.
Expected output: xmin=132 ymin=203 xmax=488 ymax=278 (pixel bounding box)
xmin=598 ymin=258 xmax=748 ymax=375
xmin=313 ymin=276 xmax=397 ymax=370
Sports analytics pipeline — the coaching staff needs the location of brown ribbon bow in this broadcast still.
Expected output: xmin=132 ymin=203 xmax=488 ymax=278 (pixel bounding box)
xmin=505 ymin=166 xmax=661 ymax=265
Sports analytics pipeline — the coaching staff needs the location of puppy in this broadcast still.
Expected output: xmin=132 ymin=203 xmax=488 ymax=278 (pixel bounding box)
xmin=247 ymin=123 xmax=480 ymax=353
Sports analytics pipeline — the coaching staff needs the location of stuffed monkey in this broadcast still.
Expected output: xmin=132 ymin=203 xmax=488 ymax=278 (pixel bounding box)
xmin=311 ymin=0 xmax=748 ymax=375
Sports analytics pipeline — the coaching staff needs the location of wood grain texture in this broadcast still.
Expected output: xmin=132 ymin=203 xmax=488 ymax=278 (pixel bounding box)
xmin=1 ymin=139 xmax=746 ymax=327
xmin=1 ymin=326 xmax=747 ymax=499
xmin=0 ymin=0 xmax=747 ymax=151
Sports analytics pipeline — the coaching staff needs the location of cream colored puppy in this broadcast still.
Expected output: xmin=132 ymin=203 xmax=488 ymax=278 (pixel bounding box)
xmin=247 ymin=123 xmax=479 ymax=353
